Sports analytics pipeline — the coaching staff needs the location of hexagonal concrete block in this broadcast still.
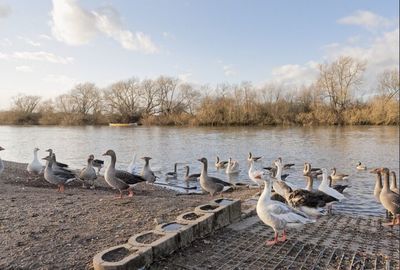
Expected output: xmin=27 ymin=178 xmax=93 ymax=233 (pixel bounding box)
xmin=93 ymin=243 xmax=153 ymax=270
xmin=176 ymin=211 xmax=215 ymax=239
xmin=195 ymin=202 xmax=230 ymax=230
xmin=213 ymin=198 xmax=241 ymax=223
xmin=128 ymin=230 xmax=180 ymax=259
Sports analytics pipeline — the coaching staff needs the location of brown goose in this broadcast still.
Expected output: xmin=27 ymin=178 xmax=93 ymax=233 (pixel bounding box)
xmin=78 ymin=154 xmax=97 ymax=189
xmin=103 ymin=150 xmax=146 ymax=198
xmin=379 ymin=168 xmax=400 ymax=226
xmin=183 ymin=165 xmax=200 ymax=182
xmin=248 ymin=152 xmax=262 ymax=162
xmin=198 ymin=157 xmax=233 ymax=196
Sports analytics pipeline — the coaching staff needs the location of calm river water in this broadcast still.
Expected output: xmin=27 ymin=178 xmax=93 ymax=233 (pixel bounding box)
xmin=0 ymin=125 xmax=398 ymax=216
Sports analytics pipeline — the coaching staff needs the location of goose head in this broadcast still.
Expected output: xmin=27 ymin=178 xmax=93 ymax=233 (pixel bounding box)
xmin=369 ymin=168 xmax=381 ymax=174
xmin=321 ymin=168 xmax=328 ymax=176
xmin=0 ymin=146 xmax=4 ymax=151
xmin=141 ymin=157 xmax=152 ymax=162
xmin=88 ymin=154 xmax=94 ymax=163
xmin=34 ymin=147 xmax=39 ymax=152
xmin=102 ymin=149 xmax=116 ymax=157
xmin=45 ymin=148 xmax=53 ymax=154
xmin=197 ymin=157 xmax=207 ymax=164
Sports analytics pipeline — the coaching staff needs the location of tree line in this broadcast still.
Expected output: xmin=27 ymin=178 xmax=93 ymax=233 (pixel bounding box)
xmin=0 ymin=56 xmax=398 ymax=126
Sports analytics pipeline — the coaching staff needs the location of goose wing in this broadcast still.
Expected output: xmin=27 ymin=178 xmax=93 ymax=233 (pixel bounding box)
xmin=209 ymin=176 xmax=232 ymax=187
xmin=267 ymin=202 xmax=313 ymax=223
xmin=54 ymin=169 xmax=75 ymax=179
xmin=188 ymin=173 xmax=200 ymax=178
xmin=115 ymin=170 xmax=146 ymax=185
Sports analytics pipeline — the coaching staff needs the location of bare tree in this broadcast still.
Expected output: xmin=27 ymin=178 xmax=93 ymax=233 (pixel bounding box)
xmin=139 ymin=79 xmax=159 ymax=115
xmin=11 ymin=94 xmax=41 ymax=114
xmin=378 ymin=68 xmax=399 ymax=103
xmin=155 ymin=76 xmax=181 ymax=114
xmin=69 ymin=83 xmax=102 ymax=115
xmin=178 ymin=83 xmax=201 ymax=115
xmin=317 ymin=56 xmax=366 ymax=124
xmin=103 ymin=79 xmax=141 ymax=122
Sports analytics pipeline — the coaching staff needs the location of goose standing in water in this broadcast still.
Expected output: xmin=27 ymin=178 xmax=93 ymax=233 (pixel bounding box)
xmin=198 ymin=157 xmax=233 ymax=196
xmin=103 ymin=150 xmax=146 ymax=198
xmin=183 ymin=165 xmax=200 ymax=182
xmin=127 ymin=153 xmax=139 ymax=174
xmin=331 ymin=167 xmax=349 ymax=180
xmin=225 ymin=157 xmax=240 ymax=174
xmin=42 ymin=154 xmax=75 ymax=193
xmin=390 ymin=171 xmax=399 ymax=194
xmin=257 ymin=175 xmax=315 ymax=245
xmin=78 ymin=155 xmax=97 ymax=189
xmin=303 ymin=163 xmax=322 ymax=178
xmin=27 ymin=147 xmax=43 ymax=175
xmin=318 ymin=169 xmax=346 ymax=201
xmin=140 ymin=157 xmax=157 ymax=183
xmin=215 ymin=156 xmax=228 ymax=169
xmin=0 ymin=146 xmax=4 ymax=176
xmin=328 ymin=176 xmax=349 ymax=194
xmin=356 ymin=162 xmax=367 ymax=171
xmin=378 ymin=168 xmax=400 ymax=226
xmin=165 ymin=163 xmax=178 ymax=179
xmin=248 ymin=152 xmax=262 ymax=162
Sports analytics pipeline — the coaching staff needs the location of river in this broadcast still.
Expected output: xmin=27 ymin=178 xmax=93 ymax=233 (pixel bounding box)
xmin=0 ymin=125 xmax=398 ymax=216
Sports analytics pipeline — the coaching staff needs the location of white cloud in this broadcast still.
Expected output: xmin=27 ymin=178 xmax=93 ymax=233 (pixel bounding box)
xmin=50 ymin=0 xmax=158 ymax=53
xmin=337 ymin=10 xmax=392 ymax=30
xmin=16 ymin=65 xmax=33 ymax=72
xmin=18 ymin=36 xmax=41 ymax=47
xmin=0 ymin=51 xmax=74 ymax=64
xmin=269 ymin=27 xmax=399 ymax=92
xmin=271 ymin=61 xmax=319 ymax=86
xmin=323 ymin=28 xmax=399 ymax=74
xmin=0 ymin=3 xmax=11 ymax=18
xmin=223 ymin=65 xmax=237 ymax=76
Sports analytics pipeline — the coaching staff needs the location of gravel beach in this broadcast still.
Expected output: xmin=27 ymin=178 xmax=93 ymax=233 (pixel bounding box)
xmin=0 ymin=160 xmax=256 ymax=269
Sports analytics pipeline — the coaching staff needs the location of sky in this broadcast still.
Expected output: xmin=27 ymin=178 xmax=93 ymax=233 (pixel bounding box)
xmin=0 ymin=0 xmax=398 ymax=109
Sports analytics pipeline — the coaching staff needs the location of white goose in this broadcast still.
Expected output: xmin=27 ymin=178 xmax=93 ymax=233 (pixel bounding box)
xmin=0 ymin=146 xmax=4 ymax=175
xmin=248 ymin=160 xmax=264 ymax=190
xmin=27 ymin=147 xmax=43 ymax=175
xmin=257 ymin=175 xmax=315 ymax=245
xmin=318 ymin=168 xmax=346 ymax=201
xmin=225 ymin=157 xmax=240 ymax=174
xmin=140 ymin=157 xmax=157 ymax=183
xmin=127 ymin=152 xmax=139 ymax=175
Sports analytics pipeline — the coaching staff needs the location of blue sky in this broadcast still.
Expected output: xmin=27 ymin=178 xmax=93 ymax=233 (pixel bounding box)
xmin=0 ymin=0 xmax=398 ymax=108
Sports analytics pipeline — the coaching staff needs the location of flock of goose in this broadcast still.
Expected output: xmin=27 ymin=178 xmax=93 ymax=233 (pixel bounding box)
xmin=0 ymin=146 xmax=399 ymax=245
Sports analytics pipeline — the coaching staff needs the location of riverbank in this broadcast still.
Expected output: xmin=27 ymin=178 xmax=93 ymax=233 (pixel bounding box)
xmin=0 ymin=161 xmax=256 ymax=269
